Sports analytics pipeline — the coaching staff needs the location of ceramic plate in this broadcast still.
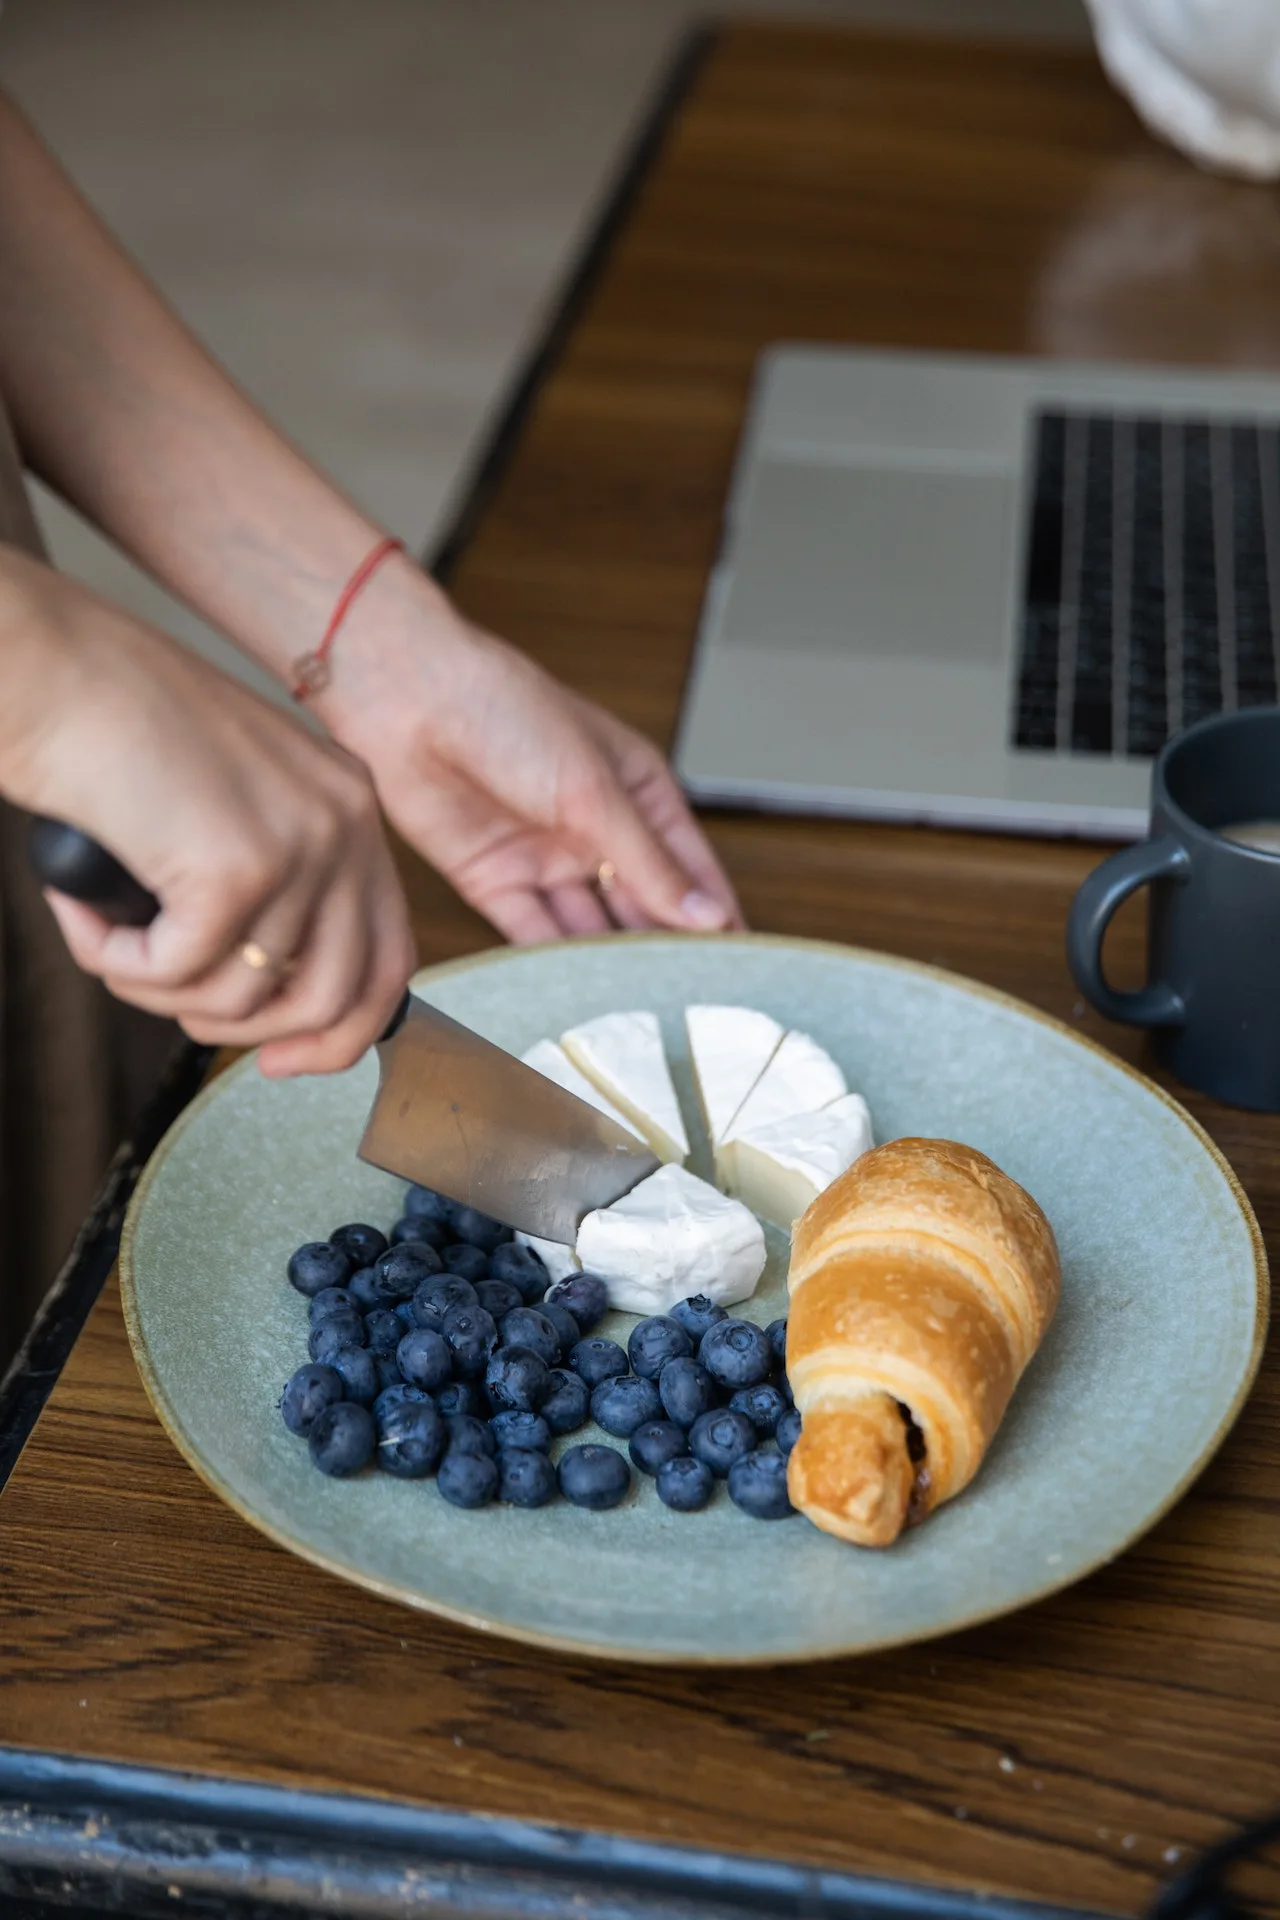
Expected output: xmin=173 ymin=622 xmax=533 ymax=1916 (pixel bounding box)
xmin=120 ymin=935 xmax=1267 ymax=1665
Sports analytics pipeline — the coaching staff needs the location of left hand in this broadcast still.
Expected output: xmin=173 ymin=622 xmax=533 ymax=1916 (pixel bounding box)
xmin=317 ymin=570 xmax=745 ymax=943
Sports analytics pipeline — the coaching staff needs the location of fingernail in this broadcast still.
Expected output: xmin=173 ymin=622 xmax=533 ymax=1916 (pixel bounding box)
xmin=681 ymin=889 xmax=728 ymax=930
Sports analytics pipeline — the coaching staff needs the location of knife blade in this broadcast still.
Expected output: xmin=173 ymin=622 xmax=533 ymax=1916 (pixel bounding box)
xmin=29 ymin=818 xmax=659 ymax=1241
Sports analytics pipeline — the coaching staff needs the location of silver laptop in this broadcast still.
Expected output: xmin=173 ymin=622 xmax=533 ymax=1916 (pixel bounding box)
xmin=674 ymin=346 xmax=1280 ymax=839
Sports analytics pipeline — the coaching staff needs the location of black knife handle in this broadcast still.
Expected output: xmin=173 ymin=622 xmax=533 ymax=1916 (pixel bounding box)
xmin=28 ymin=816 xmax=160 ymax=928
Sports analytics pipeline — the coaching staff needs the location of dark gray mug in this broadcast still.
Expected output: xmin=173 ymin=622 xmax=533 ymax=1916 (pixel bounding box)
xmin=1067 ymin=706 xmax=1280 ymax=1111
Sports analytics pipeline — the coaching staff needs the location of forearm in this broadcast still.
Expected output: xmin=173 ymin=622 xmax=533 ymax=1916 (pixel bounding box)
xmin=0 ymin=88 xmax=451 ymax=688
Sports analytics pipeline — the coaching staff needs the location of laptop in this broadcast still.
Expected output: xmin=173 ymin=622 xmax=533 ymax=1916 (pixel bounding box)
xmin=674 ymin=346 xmax=1280 ymax=839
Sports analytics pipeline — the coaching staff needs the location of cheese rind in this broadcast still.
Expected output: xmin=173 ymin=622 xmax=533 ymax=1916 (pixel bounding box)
xmin=515 ymin=1231 xmax=580 ymax=1284
xmin=721 ymin=1028 xmax=847 ymax=1146
xmin=575 ymin=1163 xmax=766 ymax=1315
xmin=685 ymin=1004 xmax=784 ymax=1146
xmin=726 ymin=1093 xmax=874 ymax=1225
xmin=520 ymin=1038 xmax=643 ymax=1140
xmin=561 ymin=1011 xmax=688 ymax=1164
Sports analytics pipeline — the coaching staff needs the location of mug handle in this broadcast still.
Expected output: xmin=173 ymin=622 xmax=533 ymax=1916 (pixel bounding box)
xmin=1066 ymin=834 xmax=1190 ymax=1027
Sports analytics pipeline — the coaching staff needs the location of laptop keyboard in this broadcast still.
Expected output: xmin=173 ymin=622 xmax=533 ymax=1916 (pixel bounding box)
xmin=1014 ymin=409 xmax=1280 ymax=757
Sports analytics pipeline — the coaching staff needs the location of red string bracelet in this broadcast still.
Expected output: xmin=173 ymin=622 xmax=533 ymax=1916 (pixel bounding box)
xmin=290 ymin=534 xmax=405 ymax=701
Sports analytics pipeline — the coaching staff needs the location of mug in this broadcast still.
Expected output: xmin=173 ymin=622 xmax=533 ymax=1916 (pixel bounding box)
xmin=1067 ymin=706 xmax=1280 ymax=1112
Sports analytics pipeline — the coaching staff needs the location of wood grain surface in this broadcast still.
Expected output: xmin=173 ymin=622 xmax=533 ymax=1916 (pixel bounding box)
xmin=4 ymin=23 xmax=1280 ymax=1917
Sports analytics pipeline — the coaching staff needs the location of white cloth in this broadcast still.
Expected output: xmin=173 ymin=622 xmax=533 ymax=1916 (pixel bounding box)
xmin=1087 ymin=0 xmax=1280 ymax=179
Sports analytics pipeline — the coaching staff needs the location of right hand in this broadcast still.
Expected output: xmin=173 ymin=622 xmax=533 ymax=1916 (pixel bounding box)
xmin=0 ymin=552 xmax=416 ymax=1076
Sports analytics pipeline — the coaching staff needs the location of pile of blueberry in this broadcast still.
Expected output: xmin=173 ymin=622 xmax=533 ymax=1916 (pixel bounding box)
xmin=279 ymin=1182 xmax=798 ymax=1521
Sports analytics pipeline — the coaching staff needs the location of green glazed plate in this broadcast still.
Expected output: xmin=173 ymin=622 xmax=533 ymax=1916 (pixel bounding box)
xmin=120 ymin=934 xmax=1267 ymax=1665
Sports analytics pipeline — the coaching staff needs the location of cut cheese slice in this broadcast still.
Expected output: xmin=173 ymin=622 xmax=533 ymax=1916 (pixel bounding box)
xmin=575 ymin=1163 xmax=765 ymax=1316
xmin=726 ymin=1093 xmax=874 ymax=1226
xmin=685 ymin=1004 xmax=784 ymax=1147
xmin=520 ymin=1038 xmax=644 ymax=1140
xmin=721 ymin=1028 xmax=846 ymax=1141
xmin=515 ymin=1230 xmax=580 ymax=1285
xmin=560 ymin=1010 xmax=688 ymax=1164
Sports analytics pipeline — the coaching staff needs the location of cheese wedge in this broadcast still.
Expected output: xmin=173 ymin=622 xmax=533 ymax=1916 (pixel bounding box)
xmin=685 ymin=1004 xmax=784 ymax=1149
xmin=560 ymin=1011 xmax=688 ymax=1164
xmin=520 ymin=1038 xmax=644 ymax=1140
xmin=725 ymin=1092 xmax=874 ymax=1226
xmin=575 ymin=1163 xmax=765 ymax=1315
xmin=515 ymin=1231 xmax=580 ymax=1284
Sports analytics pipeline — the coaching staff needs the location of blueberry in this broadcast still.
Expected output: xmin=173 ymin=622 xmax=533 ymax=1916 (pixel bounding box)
xmin=308 ymin=1402 xmax=376 ymax=1476
xmin=658 ymin=1356 xmax=717 ymax=1429
xmin=669 ymin=1293 xmax=727 ymax=1343
xmin=288 ymin=1242 xmax=351 ymax=1298
xmin=727 ymin=1448 xmax=795 ymax=1520
xmin=488 ymin=1241 xmax=550 ymax=1302
xmin=558 ymin=1443 xmax=630 ymax=1510
xmin=308 ymin=1285 xmax=357 ymax=1325
xmin=568 ymin=1337 xmax=629 ymax=1390
xmin=377 ymin=1399 xmax=446 ymax=1478
xmin=474 ymin=1279 xmax=523 ymax=1321
xmin=538 ymin=1367 xmax=590 ymax=1436
xmin=497 ymin=1447 xmax=558 ymax=1508
xmin=373 ymin=1242 xmax=443 ymax=1304
xmin=628 ymin=1316 xmax=693 ymax=1381
xmin=374 ymin=1354 xmax=403 ymax=1393
xmin=485 ymin=1345 xmax=549 ymax=1415
xmin=434 ymin=1380 xmax=484 ymax=1420
xmin=438 ymin=1448 xmax=499 ymax=1509
xmin=540 ymin=1301 xmax=581 ymax=1356
xmin=308 ymin=1311 xmax=366 ymax=1364
xmin=449 ymin=1205 xmax=512 ymax=1253
xmin=445 ymin=1412 xmax=497 ymax=1457
xmin=698 ymin=1318 xmax=773 ymax=1391
xmin=281 ymin=1363 xmax=343 ymax=1435
xmin=766 ymin=1317 xmax=788 ymax=1369
xmin=729 ymin=1383 xmax=787 ymax=1438
xmin=590 ymin=1374 xmax=663 ymax=1438
xmin=688 ymin=1407 xmax=757 ymax=1477
xmin=394 ymin=1298 xmax=418 ymax=1332
xmin=348 ymin=1266 xmax=381 ymax=1312
xmin=489 ymin=1410 xmax=551 ymax=1453
xmin=500 ymin=1307 xmax=560 ymax=1367
xmin=362 ymin=1308 xmax=404 ymax=1360
xmin=628 ymin=1419 xmax=687 ymax=1476
xmin=329 ymin=1222 xmax=388 ymax=1268
xmin=441 ymin=1243 xmax=489 ymax=1284
xmin=391 ymin=1213 xmax=445 ymax=1251
xmin=544 ymin=1271 xmax=608 ymax=1330
xmin=373 ymin=1383 xmax=431 ymax=1424
xmin=442 ymin=1303 xmax=499 ymax=1379
xmin=657 ymin=1454 xmax=714 ymax=1512
xmin=402 ymin=1183 xmax=454 ymax=1225
xmin=396 ymin=1327 xmax=452 ymax=1392
xmin=410 ymin=1273 xmax=479 ymax=1331
xmin=329 ymin=1345 xmax=379 ymax=1405
xmin=775 ymin=1406 xmax=801 ymax=1457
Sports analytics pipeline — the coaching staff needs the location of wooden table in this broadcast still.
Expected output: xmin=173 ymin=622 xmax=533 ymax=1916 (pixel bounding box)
xmin=3 ymin=22 xmax=1280 ymax=1919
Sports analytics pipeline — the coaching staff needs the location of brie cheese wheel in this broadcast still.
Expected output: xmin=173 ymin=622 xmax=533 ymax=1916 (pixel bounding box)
xmin=520 ymin=1038 xmax=643 ymax=1140
xmin=560 ymin=1011 xmax=688 ymax=1164
xmin=685 ymin=1004 xmax=784 ymax=1147
xmin=515 ymin=1230 xmax=580 ymax=1284
xmin=726 ymin=1092 xmax=874 ymax=1226
xmin=575 ymin=1163 xmax=766 ymax=1315
xmin=720 ymin=1028 xmax=847 ymax=1148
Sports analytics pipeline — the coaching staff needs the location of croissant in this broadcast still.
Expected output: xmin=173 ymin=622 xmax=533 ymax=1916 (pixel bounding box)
xmin=785 ymin=1137 xmax=1060 ymax=1546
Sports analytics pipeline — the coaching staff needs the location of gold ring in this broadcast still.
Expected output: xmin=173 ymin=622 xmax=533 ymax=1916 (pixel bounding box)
xmin=596 ymin=859 xmax=617 ymax=894
xmin=240 ymin=940 xmax=275 ymax=972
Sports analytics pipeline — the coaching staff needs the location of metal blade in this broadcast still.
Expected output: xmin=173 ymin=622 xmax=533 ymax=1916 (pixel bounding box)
xmin=357 ymin=994 xmax=660 ymax=1242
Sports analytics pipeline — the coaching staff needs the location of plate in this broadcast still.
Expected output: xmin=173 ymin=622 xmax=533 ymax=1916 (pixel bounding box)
xmin=120 ymin=935 xmax=1267 ymax=1665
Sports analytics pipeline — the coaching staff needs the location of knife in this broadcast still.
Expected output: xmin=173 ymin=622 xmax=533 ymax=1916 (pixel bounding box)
xmin=28 ymin=817 xmax=659 ymax=1242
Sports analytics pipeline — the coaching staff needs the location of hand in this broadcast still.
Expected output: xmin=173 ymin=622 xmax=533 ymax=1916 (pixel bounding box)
xmin=318 ymin=567 xmax=745 ymax=943
xmin=0 ymin=555 xmax=415 ymax=1076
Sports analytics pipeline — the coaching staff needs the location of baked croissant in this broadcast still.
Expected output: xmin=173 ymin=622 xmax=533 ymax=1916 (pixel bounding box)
xmin=785 ymin=1138 xmax=1060 ymax=1546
